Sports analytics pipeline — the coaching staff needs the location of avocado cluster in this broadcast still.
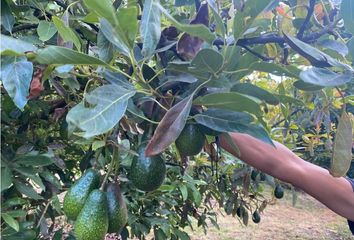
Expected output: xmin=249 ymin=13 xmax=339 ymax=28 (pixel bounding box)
xmin=63 ymin=169 xmax=128 ymax=240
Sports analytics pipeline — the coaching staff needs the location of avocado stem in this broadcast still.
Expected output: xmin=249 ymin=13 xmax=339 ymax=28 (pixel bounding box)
xmin=100 ymin=147 xmax=118 ymax=191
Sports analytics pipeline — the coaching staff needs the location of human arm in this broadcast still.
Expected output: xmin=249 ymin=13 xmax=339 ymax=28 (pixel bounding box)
xmin=219 ymin=132 xmax=354 ymax=221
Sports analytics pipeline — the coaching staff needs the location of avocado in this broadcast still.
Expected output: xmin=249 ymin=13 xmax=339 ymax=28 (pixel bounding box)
xmin=250 ymin=170 xmax=259 ymax=181
xmin=63 ymin=169 xmax=100 ymax=220
xmin=130 ymin=145 xmax=166 ymax=191
xmin=74 ymin=189 xmax=109 ymax=240
xmin=274 ymin=184 xmax=284 ymax=199
xmin=236 ymin=205 xmax=246 ymax=218
xmin=106 ymin=183 xmax=128 ymax=234
xmin=260 ymin=172 xmax=266 ymax=181
xmin=252 ymin=210 xmax=261 ymax=223
xmin=175 ymin=123 xmax=205 ymax=156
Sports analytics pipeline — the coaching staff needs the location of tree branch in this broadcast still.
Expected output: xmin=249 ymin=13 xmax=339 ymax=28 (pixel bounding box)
xmin=239 ymin=45 xmax=274 ymax=61
xmin=297 ymin=0 xmax=316 ymax=40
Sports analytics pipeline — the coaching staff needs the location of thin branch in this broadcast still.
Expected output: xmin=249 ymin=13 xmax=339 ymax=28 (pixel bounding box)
xmin=1 ymin=24 xmax=38 ymax=34
xmin=297 ymin=0 xmax=316 ymax=40
xmin=240 ymin=44 xmax=274 ymax=61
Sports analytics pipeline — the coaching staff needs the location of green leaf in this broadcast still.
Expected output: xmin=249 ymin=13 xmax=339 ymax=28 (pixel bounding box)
xmin=14 ymin=154 xmax=53 ymax=166
xmin=340 ymin=0 xmax=354 ymax=35
xmin=191 ymin=48 xmax=224 ymax=73
xmin=83 ymin=0 xmax=116 ymax=25
xmin=145 ymin=95 xmax=193 ymax=156
xmin=52 ymin=16 xmax=81 ymax=50
xmin=193 ymin=92 xmax=262 ymax=116
xmin=299 ymin=68 xmax=353 ymax=87
xmin=283 ymin=34 xmax=351 ymax=70
xmin=194 ymin=109 xmax=272 ymax=145
xmin=2 ymin=213 xmax=19 ymax=232
xmin=1 ymin=0 xmax=15 ymax=33
xmin=250 ymin=62 xmax=300 ymax=78
xmin=231 ymin=83 xmax=279 ymax=105
xmin=179 ymin=185 xmax=188 ymax=201
xmin=194 ymin=108 xmax=253 ymax=131
xmin=155 ymin=3 xmax=215 ymax=43
xmin=140 ymin=0 xmax=161 ymax=58
xmin=14 ymin=167 xmax=46 ymax=190
xmin=35 ymin=46 xmax=108 ymax=66
xmin=0 ymin=56 xmax=33 ymax=110
xmin=37 ymin=21 xmax=57 ymax=42
xmin=2 ymin=198 xmax=28 ymax=209
xmin=14 ymin=180 xmax=43 ymax=200
xmin=233 ymin=0 xmax=272 ymax=41
xmin=293 ymin=80 xmax=324 ymax=91
xmin=330 ymin=111 xmax=353 ymax=177
xmin=0 ymin=35 xmax=37 ymax=54
xmin=66 ymin=84 xmax=136 ymax=138
xmin=97 ymin=30 xmax=114 ymax=63
xmin=116 ymin=7 xmax=138 ymax=49
xmin=1 ymin=167 xmax=13 ymax=192
xmin=100 ymin=18 xmax=130 ymax=57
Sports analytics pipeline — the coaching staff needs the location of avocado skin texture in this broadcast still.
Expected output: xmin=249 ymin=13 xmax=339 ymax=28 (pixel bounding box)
xmin=63 ymin=169 xmax=100 ymax=220
xmin=175 ymin=124 xmax=205 ymax=156
xmin=130 ymin=145 xmax=166 ymax=191
xmin=74 ymin=189 xmax=109 ymax=240
xmin=236 ymin=206 xmax=246 ymax=218
xmin=274 ymin=184 xmax=284 ymax=199
xmin=106 ymin=183 xmax=128 ymax=234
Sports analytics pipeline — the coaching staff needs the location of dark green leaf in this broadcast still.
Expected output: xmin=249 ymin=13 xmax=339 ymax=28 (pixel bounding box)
xmin=116 ymin=7 xmax=138 ymax=49
xmin=52 ymin=16 xmax=81 ymax=50
xmin=0 ymin=56 xmax=33 ymax=110
xmin=14 ymin=180 xmax=43 ymax=200
xmin=193 ymin=92 xmax=262 ymax=116
xmin=145 ymin=95 xmax=193 ymax=156
xmin=2 ymin=198 xmax=28 ymax=209
xmin=103 ymin=70 xmax=134 ymax=90
xmin=275 ymin=94 xmax=304 ymax=106
xmin=299 ymin=68 xmax=353 ymax=87
xmin=2 ymin=213 xmax=19 ymax=232
xmin=35 ymin=46 xmax=108 ymax=66
xmin=0 ymin=35 xmax=37 ymax=54
xmin=175 ymin=0 xmax=194 ymax=6
xmin=14 ymin=167 xmax=45 ymax=190
xmin=66 ymin=84 xmax=136 ymax=138
xmin=191 ymin=48 xmax=224 ymax=73
xmin=140 ymin=0 xmax=161 ymax=58
xmin=293 ymin=80 xmax=324 ymax=91
xmin=15 ymin=154 xmax=53 ymax=166
xmin=283 ymin=34 xmax=351 ymax=69
xmin=1 ymin=167 xmax=13 ymax=192
xmin=340 ymin=0 xmax=354 ymax=35
xmin=37 ymin=21 xmax=57 ymax=42
xmin=83 ymin=0 xmax=116 ymax=25
xmin=231 ymin=83 xmax=279 ymax=105
xmin=1 ymin=0 xmax=15 ymax=33
xmin=330 ymin=111 xmax=353 ymax=177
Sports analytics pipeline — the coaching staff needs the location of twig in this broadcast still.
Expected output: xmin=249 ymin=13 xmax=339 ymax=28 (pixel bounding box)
xmin=271 ymin=109 xmax=301 ymax=128
xmin=297 ymin=0 xmax=316 ymax=40
xmin=240 ymin=45 xmax=274 ymax=61
xmin=36 ymin=201 xmax=51 ymax=228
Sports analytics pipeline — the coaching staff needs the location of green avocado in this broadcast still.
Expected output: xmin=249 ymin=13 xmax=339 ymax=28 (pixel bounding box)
xmin=106 ymin=183 xmax=128 ymax=234
xmin=274 ymin=184 xmax=284 ymax=199
xmin=130 ymin=145 xmax=166 ymax=191
xmin=252 ymin=210 xmax=261 ymax=223
xmin=74 ymin=189 xmax=109 ymax=240
xmin=250 ymin=170 xmax=259 ymax=181
xmin=236 ymin=205 xmax=246 ymax=218
xmin=175 ymin=123 xmax=205 ymax=157
xmin=63 ymin=169 xmax=100 ymax=220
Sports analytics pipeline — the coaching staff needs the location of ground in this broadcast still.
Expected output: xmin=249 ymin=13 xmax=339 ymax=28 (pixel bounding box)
xmin=187 ymin=188 xmax=353 ymax=240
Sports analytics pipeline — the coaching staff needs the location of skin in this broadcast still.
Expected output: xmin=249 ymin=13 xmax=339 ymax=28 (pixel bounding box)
xmin=220 ymin=132 xmax=354 ymax=221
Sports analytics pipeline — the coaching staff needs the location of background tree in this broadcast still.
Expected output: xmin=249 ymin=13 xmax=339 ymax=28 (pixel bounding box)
xmin=1 ymin=0 xmax=353 ymax=239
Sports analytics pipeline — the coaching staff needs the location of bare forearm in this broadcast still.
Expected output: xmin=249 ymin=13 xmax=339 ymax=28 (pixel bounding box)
xmin=220 ymin=132 xmax=354 ymax=221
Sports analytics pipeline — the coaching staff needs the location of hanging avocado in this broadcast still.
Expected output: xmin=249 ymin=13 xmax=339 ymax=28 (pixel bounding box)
xmin=274 ymin=184 xmax=284 ymax=199
xmin=106 ymin=183 xmax=128 ymax=234
xmin=74 ymin=190 xmax=109 ymax=240
xmin=130 ymin=144 xmax=166 ymax=191
xmin=63 ymin=169 xmax=100 ymax=220
xmin=175 ymin=123 xmax=205 ymax=157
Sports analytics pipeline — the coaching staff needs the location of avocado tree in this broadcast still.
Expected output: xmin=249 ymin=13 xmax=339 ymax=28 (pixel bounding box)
xmin=1 ymin=0 xmax=353 ymax=239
